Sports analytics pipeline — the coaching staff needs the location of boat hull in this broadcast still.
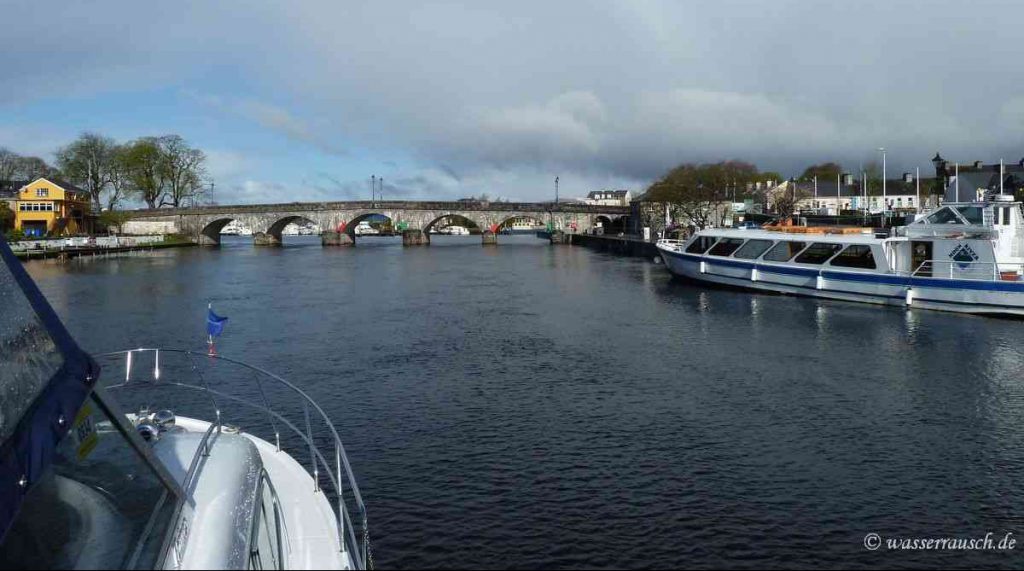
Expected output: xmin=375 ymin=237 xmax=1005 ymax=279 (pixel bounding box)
xmin=658 ymin=247 xmax=1024 ymax=317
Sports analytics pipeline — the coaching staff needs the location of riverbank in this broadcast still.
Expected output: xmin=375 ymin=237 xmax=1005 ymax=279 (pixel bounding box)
xmin=549 ymin=231 xmax=661 ymax=260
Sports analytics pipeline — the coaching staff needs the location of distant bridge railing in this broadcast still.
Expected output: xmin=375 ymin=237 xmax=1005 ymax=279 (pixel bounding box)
xmin=126 ymin=200 xmax=631 ymax=217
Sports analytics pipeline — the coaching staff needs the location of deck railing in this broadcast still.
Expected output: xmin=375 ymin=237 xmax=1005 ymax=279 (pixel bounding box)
xmin=907 ymin=260 xmax=1024 ymax=282
xmin=96 ymin=348 xmax=370 ymax=570
xmin=656 ymin=239 xmax=688 ymax=252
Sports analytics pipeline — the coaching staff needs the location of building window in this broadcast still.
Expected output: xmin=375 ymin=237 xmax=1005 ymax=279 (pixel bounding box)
xmin=35 ymin=188 xmax=49 ymax=197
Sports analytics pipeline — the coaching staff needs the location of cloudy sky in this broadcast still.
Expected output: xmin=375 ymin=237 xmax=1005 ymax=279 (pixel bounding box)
xmin=3 ymin=0 xmax=1023 ymax=203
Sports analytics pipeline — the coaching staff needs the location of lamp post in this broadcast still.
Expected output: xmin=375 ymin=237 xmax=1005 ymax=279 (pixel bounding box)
xmin=555 ymin=176 xmax=559 ymax=205
xmin=879 ymin=147 xmax=887 ymax=215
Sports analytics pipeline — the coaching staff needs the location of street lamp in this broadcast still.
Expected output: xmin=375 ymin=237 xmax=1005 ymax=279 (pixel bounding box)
xmin=878 ymin=147 xmax=887 ymax=215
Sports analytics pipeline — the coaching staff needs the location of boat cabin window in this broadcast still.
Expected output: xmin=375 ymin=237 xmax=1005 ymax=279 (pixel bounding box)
xmin=707 ymin=238 xmax=745 ymax=257
xmin=997 ymin=206 xmax=1013 ymax=226
xmin=925 ymin=207 xmax=964 ymax=225
xmin=955 ymin=206 xmax=984 ymax=225
xmin=685 ymin=235 xmax=718 ymax=254
xmin=762 ymin=241 xmax=806 ymax=262
xmin=828 ymin=244 xmax=878 ymax=269
xmin=733 ymin=239 xmax=774 ymax=260
xmin=794 ymin=242 xmax=843 ymax=264
xmin=0 ymin=394 xmax=178 ymax=569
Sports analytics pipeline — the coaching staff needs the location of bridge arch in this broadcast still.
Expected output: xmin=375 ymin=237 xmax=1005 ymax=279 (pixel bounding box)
xmin=496 ymin=214 xmax=546 ymax=234
xmin=199 ymin=217 xmax=236 ymax=246
xmin=341 ymin=212 xmax=399 ymax=238
xmin=423 ymin=213 xmax=482 ymax=236
xmin=262 ymin=215 xmax=321 ymax=245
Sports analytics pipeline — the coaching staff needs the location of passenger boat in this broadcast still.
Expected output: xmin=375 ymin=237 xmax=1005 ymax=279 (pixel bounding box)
xmin=0 ymin=238 xmax=371 ymax=569
xmin=656 ymin=194 xmax=1024 ymax=316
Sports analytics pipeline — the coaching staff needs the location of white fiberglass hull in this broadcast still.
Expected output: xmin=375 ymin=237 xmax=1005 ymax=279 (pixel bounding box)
xmin=658 ymin=246 xmax=1024 ymax=317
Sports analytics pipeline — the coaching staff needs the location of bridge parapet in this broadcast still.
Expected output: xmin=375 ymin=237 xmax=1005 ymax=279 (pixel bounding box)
xmin=125 ymin=200 xmax=629 ymax=218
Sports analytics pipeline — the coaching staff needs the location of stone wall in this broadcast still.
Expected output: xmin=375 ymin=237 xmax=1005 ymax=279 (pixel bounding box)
xmin=122 ymin=219 xmax=180 ymax=235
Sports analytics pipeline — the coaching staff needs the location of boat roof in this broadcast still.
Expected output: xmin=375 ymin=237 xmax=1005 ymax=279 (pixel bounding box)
xmin=0 ymin=237 xmax=97 ymax=542
xmin=698 ymin=228 xmax=885 ymax=245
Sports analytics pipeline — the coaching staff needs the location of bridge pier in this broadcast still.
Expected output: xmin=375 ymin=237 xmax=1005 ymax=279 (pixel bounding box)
xmin=481 ymin=230 xmax=497 ymax=246
xmin=402 ymin=229 xmax=428 ymax=246
xmin=321 ymin=231 xmax=354 ymax=247
xmin=197 ymin=234 xmax=220 ymax=246
xmin=253 ymin=232 xmax=281 ymax=247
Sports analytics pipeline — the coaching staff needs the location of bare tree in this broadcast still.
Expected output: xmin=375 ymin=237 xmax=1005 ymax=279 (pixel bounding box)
xmin=14 ymin=156 xmax=57 ymax=180
xmin=0 ymin=147 xmax=17 ymax=181
xmin=55 ymin=133 xmax=118 ymax=209
xmin=769 ymin=181 xmax=810 ymax=221
xmin=158 ymin=135 xmax=209 ymax=208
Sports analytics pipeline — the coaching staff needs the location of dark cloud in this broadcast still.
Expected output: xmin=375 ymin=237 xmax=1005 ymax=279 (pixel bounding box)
xmin=4 ymin=0 xmax=1024 ymax=200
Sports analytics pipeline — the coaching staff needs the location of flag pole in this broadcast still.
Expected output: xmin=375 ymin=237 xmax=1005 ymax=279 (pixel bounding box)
xmin=207 ymin=302 xmax=216 ymax=355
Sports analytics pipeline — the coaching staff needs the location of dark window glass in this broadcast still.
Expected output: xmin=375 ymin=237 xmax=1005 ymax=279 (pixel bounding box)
xmin=955 ymin=206 xmax=984 ymax=224
xmin=762 ymin=241 xmax=806 ymax=262
xmin=685 ymin=235 xmax=718 ymax=254
xmin=926 ymin=207 xmax=963 ymax=225
xmin=733 ymin=239 xmax=774 ymax=259
xmin=794 ymin=242 xmax=843 ymax=264
xmin=829 ymin=245 xmax=878 ymax=269
xmin=707 ymin=238 xmax=745 ymax=256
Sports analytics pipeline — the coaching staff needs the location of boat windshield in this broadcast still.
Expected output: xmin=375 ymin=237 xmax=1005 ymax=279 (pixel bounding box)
xmin=0 ymin=240 xmax=180 ymax=570
xmin=0 ymin=396 xmax=179 ymax=569
xmin=924 ymin=207 xmax=965 ymax=225
xmin=0 ymin=250 xmax=63 ymax=447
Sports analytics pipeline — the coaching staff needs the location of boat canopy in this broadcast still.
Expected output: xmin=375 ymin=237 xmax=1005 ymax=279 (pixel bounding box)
xmin=0 ymin=237 xmax=98 ymax=542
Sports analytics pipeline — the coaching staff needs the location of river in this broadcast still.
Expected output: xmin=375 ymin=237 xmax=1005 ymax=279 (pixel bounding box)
xmin=23 ymin=234 xmax=1024 ymax=569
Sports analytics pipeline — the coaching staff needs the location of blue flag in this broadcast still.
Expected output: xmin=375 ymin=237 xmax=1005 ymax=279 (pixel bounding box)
xmin=207 ymin=306 xmax=228 ymax=338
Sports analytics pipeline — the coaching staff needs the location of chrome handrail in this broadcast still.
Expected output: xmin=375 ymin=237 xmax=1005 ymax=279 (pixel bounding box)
xmin=656 ymin=238 xmax=688 ymax=252
xmin=904 ymin=260 xmax=1022 ymax=281
xmin=96 ymin=348 xmax=369 ymax=570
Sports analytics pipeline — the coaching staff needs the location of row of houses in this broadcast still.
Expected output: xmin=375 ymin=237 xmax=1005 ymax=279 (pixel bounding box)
xmin=627 ymin=158 xmax=1024 ymax=237
xmin=1 ymin=178 xmax=94 ymax=237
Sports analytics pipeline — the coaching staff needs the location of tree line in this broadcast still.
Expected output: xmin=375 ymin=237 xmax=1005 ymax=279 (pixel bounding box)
xmin=0 ymin=132 xmax=211 ymax=211
xmin=644 ymin=160 xmax=787 ymax=227
xmin=643 ymin=159 xmax=941 ymax=228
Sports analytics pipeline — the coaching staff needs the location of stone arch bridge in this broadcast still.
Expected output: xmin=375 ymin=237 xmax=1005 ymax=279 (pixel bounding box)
xmin=122 ymin=200 xmax=631 ymax=246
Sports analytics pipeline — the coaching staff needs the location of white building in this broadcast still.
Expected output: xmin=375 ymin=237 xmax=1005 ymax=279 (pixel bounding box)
xmin=792 ymin=180 xmax=924 ymax=214
xmin=584 ymin=190 xmax=631 ymax=206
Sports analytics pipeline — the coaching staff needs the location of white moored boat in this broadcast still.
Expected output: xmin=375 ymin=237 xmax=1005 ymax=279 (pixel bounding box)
xmin=657 ymin=194 xmax=1024 ymax=316
xmin=0 ymin=238 xmax=371 ymax=569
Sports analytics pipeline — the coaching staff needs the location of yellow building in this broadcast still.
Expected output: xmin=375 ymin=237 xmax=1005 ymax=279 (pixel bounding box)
xmin=14 ymin=178 xmax=94 ymax=237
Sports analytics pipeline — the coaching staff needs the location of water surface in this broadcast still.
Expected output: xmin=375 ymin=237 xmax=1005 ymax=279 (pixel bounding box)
xmin=25 ymin=235 xmax=1024 ymax=569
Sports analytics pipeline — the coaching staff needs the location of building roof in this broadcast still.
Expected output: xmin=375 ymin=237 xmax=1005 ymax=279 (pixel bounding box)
xmin=796 ymin=179 xmax=929 ymax=198
xmin=35 ymin=177 xmax=87 ymax=194
xmin=0 ymin=180 xmax=29 ymax=199
xmin=939 ymin=161 xmax=1024 ymax=202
